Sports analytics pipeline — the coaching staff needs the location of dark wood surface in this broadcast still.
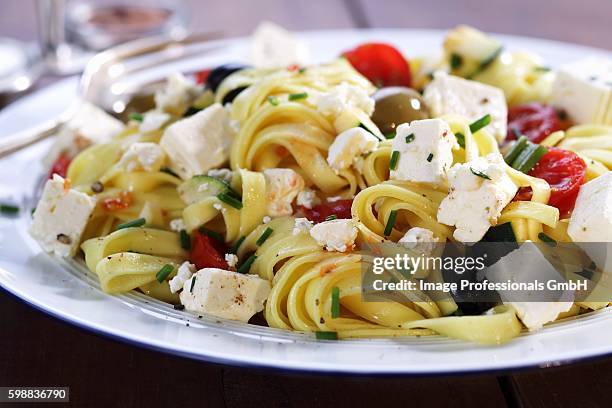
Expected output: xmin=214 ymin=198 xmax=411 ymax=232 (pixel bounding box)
xmin=1 ymin=1 xmax=612 ymax=407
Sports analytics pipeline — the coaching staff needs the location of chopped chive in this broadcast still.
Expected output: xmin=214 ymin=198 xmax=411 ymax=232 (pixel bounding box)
xmin=470 ymin=167 xmax=491 ymax=180
xmin=156 ymin=264 xmax=174 ymax=283
xmin=404 ymin=133 xmax=415 ymax=143
xmin=331 ymin=286 xmax=340 ymax=318
xmin=389 ymin=151 xmax=400 ymax=170
xmin=455 ymin=132 xmax=465 ymax=148
xmin=116 ymin=217 xmax=146 ymax=230
xmin=256 ymin=227 xmax=274 ymax=246
xmin=469 ymin=114 xmax=492 ymax=134
xmin=268 ymin=95 xmax=279 ymax=106
xmin=298 ymin=67 xmax=306 ymax=74
xmin=534 ymin=66 xmax=551 ymax=72
xmin=190 ymin=276 xmax=197 ymax=293
xmin=512 ymin=143 xmax=547 ymax=173
xmin=450 ymin=53 xmax=463 ymax=70
xmin=237 ymin=255 xmax=257 ymax=274
xmin=426 ymin=153 xmax=434 ymax=162
xmin=511 ymin=127 xmax=522 ymax=139
xmin=217 ymin=192 xmax=243 ymax=209
xmin=359 ymin=123 xmax=376 ymax=137
xmin=184 ymin=106 xmax=203 ymax=117
xmin=288 ymin=92 xmax=308 ymax=101
xmin=129 ymin=112 xmax=143 ymax=122
xmin=325 ymin=214 xmax=337 ymax=221
xmin=0 ymin=204 xmax=19 ymax=215
xmin=315 ymin=331 xmax=338 ymax=340
xmin=467 ymin=47 xmax=503 ymax=78
xmin=385 ymin=131 xmax=396 ymax=139
xmin=383 ymin=210 xmax=398 ymax=236
xmin=199 ymin=227 xmax=224 ymax=243
xmin=179 ymin=229 xmax=191 ymax=250
xmin=230 ymin=236 xmax=246 ymax=254
xmin=538 ymin=232 xmax=556 ymax=244
xmin=503 ymin=135 xmax=528 ymax=165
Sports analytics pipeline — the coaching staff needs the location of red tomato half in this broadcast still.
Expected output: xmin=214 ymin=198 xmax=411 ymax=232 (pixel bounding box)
xmin=190 ymin=232 xmax=229 ymax=270
xmin=48 ymin=153 xmax=72 ymax=179
xmin=343 ymin=43 xmax=411 ymax=87
xmin=298 ymin=199 xmax=353 ymax=224
xmin=507 ymin=103 xmax=567 ymax=143
xmin=515 ymin=148 xmax=586 ymax=217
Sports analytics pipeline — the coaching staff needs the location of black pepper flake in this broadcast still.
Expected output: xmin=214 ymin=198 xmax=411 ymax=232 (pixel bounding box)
xmin=91 ymin=181 xmax=104 ymax=193
xmin=56 ymin=233 xmax=72 ymax=245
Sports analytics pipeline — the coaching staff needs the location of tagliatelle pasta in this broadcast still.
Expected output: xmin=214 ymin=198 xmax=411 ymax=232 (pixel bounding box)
xmin=28 ymin=25 xmax=611 ymax=345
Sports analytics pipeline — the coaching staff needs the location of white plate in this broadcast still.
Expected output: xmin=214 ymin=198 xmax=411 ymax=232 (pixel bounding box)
xmin=1 ymin=29 xmax=611 ymax=375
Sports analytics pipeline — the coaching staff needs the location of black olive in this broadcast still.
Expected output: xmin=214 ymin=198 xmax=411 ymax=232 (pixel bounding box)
xmin=222 ymin=86 xmax=248 ymax=105
xmin=206 ymin=63 xmax=249 ymax=92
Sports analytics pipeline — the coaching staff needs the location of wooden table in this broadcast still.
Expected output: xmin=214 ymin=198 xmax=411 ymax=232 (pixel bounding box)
xmin=1 ymin=1 xmax=611 ymax=406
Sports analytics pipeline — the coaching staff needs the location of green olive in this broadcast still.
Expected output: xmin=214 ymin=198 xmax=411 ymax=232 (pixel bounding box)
xmin=371 ymin=87 xmax=430 ymax=135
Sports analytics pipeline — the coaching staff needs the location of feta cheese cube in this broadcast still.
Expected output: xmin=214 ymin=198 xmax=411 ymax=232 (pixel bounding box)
xmin=154 ymin=73 xmax=200 ymax=115
xmin=293 ymin=217 xmax=314 ymax=235
xmin=169 ymin=262 xmax=195 ymax=293
xmin=317 ymin=82 xmax=375 ymax=117
xmin=160 ymin=103 xmax=233 ymax=179
xmin=437 ymin=153 xmax=518 ymax=242
xmin=296 ymin=188 xmax=319 ymax=209
xmin=29 ymin=175 xmax=96 ymax=257
xmin=169 ymin=218 xmax=186 ymax=232
xmin=225 ymin=253 xmax=239 ymax=268
xmin=249 ymin=21 xmax=309 ymax=68
xmin=117 ymin=142 xmax=165 ymax=172
xmin=423 ymin=71 xmax=507 ymax=141
xmin=44 ymin=102 xmax=124 ymax=166
xmin=568 ymin=172 xmax=612 ymax=272
xmin=263 ymin=168 xmax=305 ymax=217
xmin=309 ymin=219 xmax=358 ymax=252
xmin=179 ymin=267 xmax=271 ymax=322
xmin=327 ymin=127 xmax=379 ymax=172
xmin=398 ymin=227 xmax=439 ymax=255
xmin=390 ymin=119 xmax=458 ymax=185
xmin=139 ymin=110 xmax=170 ymax=133
xmin=485 ymin=242 xmax=573 ymax=330
xmin=551 ymin=58 xmax=612 ymax=125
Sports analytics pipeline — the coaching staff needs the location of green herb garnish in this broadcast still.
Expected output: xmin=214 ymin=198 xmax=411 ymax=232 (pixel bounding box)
xmin=268 ymin=95 xmax=279 ymax=106
xmin=0 ymin=204 xmax=19 ymax=215
xmin=129 ymin=112 xmax=144 ymax=122
xmin=288 ymin=92 xmax=308 ymax=101
xmin=538 ymin=232 xmax=556 ymax=245
xmin=469 ymin=114 xmax=492 ymax=134
xmin=116 ymin=217 xmax=146 ymax=230
xmin=455 ymin=132 xmax=465 ymax=148
xmin=450 ymin=53 xmax=463 ymax=70
xmin=199 ymin=227 xmax=224 ymax=243
xmin=156 ymin=264 xmax=174 ymax=283
xmin=331 ymin=286 xmax=340 ymax=318
xmin=217 ymin=192 xmax=243 ymax=209
xmin=190 ymin=276 xmax=197 ymax=293
xmin=503 ymin=135 xmax=528 ymax=165
xmin=237 ymin=255 xmax=257 ymax=274
xmin=385 ymin=131 xmax=396 ymax=139
xmin=160 ymin=167 xmax=179 ymax=178
xmin=405 ymin=133 xmax=415 ymax=143
xmin=470 ymin=167 xmax=491 ymax=180
xmin=384 ymin=210 xmax=398 ymax=237
xmin=467 ymin=47 xmax=503 ymax=78
xmin=389 ymin=151 xmax=400 ymax=170
xmin=325 ymin=214 xmax=337 ymax=221
xmin=256 ymin=227 xmax=274 ymax=246
xmin=315 ymin=331 xmax=338 ymax=340
xmin=512 ymin=143 xmax=547 ymax=173
xmin=426 ymin=153 xmax=434 ymax=162
xmin=230 ymin=236 xmax=246 ymax=254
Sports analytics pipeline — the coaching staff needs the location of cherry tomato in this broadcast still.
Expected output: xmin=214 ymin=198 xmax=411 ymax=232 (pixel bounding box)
xmin=48 ymin=153 xmax=72 ymax=179
xmin=190 ymin=232 xmax=229 ymax=270
xmin=507 ymin=103 xmax=568 ymax=143
xmin=195 ymin=69 xmax=211 ymax=85
xmin=298 ymin=199 xmax=353 ymax=223
xmin=102 ymin=191 xmax=133 ymax=212
xmin=515 ymin=148 xmax=586 ymax=217
xmin=343 ymin=43 xmax=411 ymax=87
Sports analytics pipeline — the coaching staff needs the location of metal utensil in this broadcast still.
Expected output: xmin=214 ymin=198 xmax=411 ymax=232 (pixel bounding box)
xmin=0 ymin=31 xmax=224 ymax=159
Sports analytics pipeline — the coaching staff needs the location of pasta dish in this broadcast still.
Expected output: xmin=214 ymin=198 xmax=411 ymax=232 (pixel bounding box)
xmin=28 ymin=25 xmax=612 ymax=344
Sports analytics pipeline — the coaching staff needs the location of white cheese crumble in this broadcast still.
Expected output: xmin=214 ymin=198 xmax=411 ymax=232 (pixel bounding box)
xmin=437 ymin=153 xmax=518 ymax=242
xmin=154 ymin=73 xmax=200 ymax=115
xmin=139 ymin=110 xmax=171 ymax=133
xmin=262 ymin=216 xmax=271 ymax=224
xmin=309 ymin=219 xmax=358 ymax=252
xmin=398 ymin=227 xmax=439 ymax=255
xmin=169 ymin=218 xmax=186 ymax=232
xmin=117 ymin=142 xmax=166 ymax=172
xmin=293 ymin=217 xmax=314 ymax=235
xmin=296 ymin=188 xmax=319 ymax=209
xmin=317 ymin=82 xmax=375 ymax=117
xmin=225 ymin=253 xmax=239 ymax=268
xmin=169 ymin=262 xmax=195 ymax=293
xmin=263 ymin=168 xmax=305 ymax=217
xmin=207 ymin=168 xmax=234 ymax=183
xmin=327 ymin=127 xmax=379 ymax=172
